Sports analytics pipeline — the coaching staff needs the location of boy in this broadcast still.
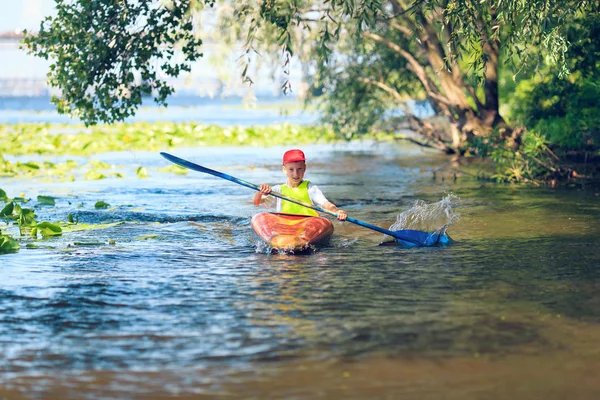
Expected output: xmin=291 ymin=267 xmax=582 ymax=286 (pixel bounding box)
xmin=253 ymin=149 xmax=348 ymax=221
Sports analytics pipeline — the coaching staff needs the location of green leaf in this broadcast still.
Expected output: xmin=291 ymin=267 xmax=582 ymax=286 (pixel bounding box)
xmin=85 ymin=171 xmax=107 ymax=180
xmin=37 ymin=195 xmax=56 ymax=206
xmin=95 ymin=201 xmax=111 ymax=209
xmin=136 ymin=166 xmax=149 ymax=178
xmin=18 ymin=162 xmax=40 ymax=170
xmin=0 ymin=234 xmax=20 ymax=254
xmin=35 ymin=222 xmax=63 ymax=237
xmin=0 ymin=202 xmax=14 ymax=218
xmin=67 ymin=213 xmax=78 ymax=223
xmin=17 ymin=208 xmax=37 ymax=227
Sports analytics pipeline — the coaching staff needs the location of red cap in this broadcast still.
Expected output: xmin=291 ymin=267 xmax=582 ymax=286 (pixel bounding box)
xmin=282 ymin=149 xmax=306 ymax=164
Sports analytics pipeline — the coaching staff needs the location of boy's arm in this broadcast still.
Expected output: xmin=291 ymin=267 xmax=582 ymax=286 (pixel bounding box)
xmin=308 ymin=184 xmax=347 ymax=221
xmin=252 ymin=184 xmax=272 ymax=205
xmin=253 ymin=184 xmax=279 ymax=208
xmin=322 ymin=201 xmax=347 ymax=221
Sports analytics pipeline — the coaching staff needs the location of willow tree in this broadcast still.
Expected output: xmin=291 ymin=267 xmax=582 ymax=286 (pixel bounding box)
xmin=24 ymin=0 xmax=593 ymax=154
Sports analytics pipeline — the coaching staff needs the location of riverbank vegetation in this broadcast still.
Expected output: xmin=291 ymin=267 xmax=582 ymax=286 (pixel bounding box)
xmin=21 ymin=0 xmax=600 ymax=186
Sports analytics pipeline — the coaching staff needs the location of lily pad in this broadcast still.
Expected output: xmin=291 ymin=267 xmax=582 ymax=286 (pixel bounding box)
xmin=136 ymin=166 xmax=149 ymax=178
xmin=0 ymin=202 xmax=14 ymax=217
xmin=35 ymin=222 xmax=63 ymax=237
xmin=95 ymin=201 xmax=111 ymax=209
xmin=37 ymin=195 xmax=56 ymax=206
xmin=0 ymin=234 xmax=20 ymax=254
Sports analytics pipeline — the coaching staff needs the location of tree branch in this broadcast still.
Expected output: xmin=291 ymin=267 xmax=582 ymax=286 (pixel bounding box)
xmin=356 ymin=77 xmax=404 ymax=102
xmin=390 ymin=20 xmax=413 ymax=37
xmin=362 ymin=31 xmax=452 ymax=107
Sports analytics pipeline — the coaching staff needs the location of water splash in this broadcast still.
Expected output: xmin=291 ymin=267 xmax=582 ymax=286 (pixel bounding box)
xmin=254 ymin=239 xmax=272 ymax=254
xmin=254 ymin=239 xmax=325 ymax=255
xmin=390 ymin=193 xmax=460 ymax=233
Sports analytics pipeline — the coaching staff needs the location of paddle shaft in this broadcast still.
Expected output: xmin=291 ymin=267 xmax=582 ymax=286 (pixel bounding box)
xmin=160 ymin=152 xmax=418 ymax=242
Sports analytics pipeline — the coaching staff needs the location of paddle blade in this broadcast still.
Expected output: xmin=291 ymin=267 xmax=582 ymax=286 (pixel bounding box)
xmin=390 ymin=226 xmax=453 ymax=247
xmin=391 ymin=229 xmax=431 ymax=247
xmin=434 ymin=225 xmax=453 ymax=245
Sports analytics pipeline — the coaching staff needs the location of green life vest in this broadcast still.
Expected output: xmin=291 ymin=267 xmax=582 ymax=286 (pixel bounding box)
xmin=280 ymin=181 xmax=319 ymax=216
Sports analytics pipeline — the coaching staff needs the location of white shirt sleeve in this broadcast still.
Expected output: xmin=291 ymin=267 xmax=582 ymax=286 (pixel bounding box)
xmin=307 ymin=183 xmax=329 ymax=207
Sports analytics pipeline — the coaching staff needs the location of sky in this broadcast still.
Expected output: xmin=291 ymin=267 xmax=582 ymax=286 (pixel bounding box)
xmin=0 ymin=0 xmax=56 ymax=78
xmin=0 ymin=0 xmax=54 ymax=32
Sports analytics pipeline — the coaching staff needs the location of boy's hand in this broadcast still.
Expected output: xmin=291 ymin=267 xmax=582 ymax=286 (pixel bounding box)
xmin=253 ymin=184 xmax=272 ymax=206
xmin=259 ymin=184 xmax=272 ymax=195
xmin=336 ymin=210 xmax=347 ymax=221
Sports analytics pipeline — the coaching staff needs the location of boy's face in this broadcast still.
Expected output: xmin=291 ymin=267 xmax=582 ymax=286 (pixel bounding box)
xmin=282 ymin=161 xmax=306 ymax=187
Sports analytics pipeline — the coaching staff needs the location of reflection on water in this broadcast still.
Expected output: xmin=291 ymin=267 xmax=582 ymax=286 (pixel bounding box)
xmin=1 ymin=142 xmax=600 ymax=398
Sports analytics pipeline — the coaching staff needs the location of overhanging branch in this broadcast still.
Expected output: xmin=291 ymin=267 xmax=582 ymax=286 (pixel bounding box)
xmin=362 ymin=31 xmax=452 ymax=107
xmin=356 ymin=77 xmax=404 ymax=102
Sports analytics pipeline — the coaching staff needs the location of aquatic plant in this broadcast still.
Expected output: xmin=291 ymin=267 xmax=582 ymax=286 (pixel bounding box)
xmin=1 ymin=201 xmax=63 ymax=238
xmin=94 ymin=201 xmax=111 ymax=209
xmin=0 ymin=189 xmax=65 ymax=254
xmin=0 ymin=189 xmax=131 ymax=255
xmin=1 ymin=122 xmax=377 ymax=182
xmin=0 ymin=232 xmax=19 ymax=254
xmin=0 ymin=122 xmax=343 ymax=157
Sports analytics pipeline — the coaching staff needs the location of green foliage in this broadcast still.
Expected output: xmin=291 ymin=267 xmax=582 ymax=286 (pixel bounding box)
xmin=24 ymin=0 xmax=590 ymax=143
xmin=507 ymin=11 xmax=600 ymax=153
xmin=0 ymin=197 xmax=64 ymax=240
xmin=0 ymin=234 xmax=19 ymax=254
xmin=94 ymin=201 xmax=111 ymax=209
xmin=1 ymin=155 xmax=80 ymax=181
xmin=471 ymin=130 xmax=558 ymax=183
xmin=84 ymin=170 xmax=107 ymax=180
xmin=511 ymin=75 xmax=600 ymax=152
xmin=33 ymin=222 xmax=63 ymax=238
xmin=37 ymin=195 xmax=56 ymax=206
xmin=23 ymin=0 xmax=209 ymax=125
xmin=136 ymin=167 xmax=149 ymax=178
xmin=0 ymin=188 xmax=135 ymax=255
xmin=15 ymin=206 xmax=37 ymax=230
xmin=0 ymin=122 xmax=346 ymax=181
xmin=0 ymin=122 xmax=338 ymax=157
xmin=67 ymin=213 xmax=77 ymax=224
xmin=444 ymin=0 xmax=577 ymax=78
xmin=158 ymin=164 xmax=188 ymax=175
xmin=0 ymin=202 xmax=14 ymax=218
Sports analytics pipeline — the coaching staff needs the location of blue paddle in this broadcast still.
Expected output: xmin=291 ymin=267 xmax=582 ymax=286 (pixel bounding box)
xmin=160 ymin=152 xmax=451 ymax=247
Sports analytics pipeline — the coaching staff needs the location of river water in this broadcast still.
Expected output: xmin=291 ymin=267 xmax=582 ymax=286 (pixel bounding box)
xmin=1 ymin=132 xmax=600 ymax=397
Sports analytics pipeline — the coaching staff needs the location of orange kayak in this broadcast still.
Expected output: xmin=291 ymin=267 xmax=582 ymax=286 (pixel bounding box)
xmin=251 ymin=212 xmax=334 ymax=252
